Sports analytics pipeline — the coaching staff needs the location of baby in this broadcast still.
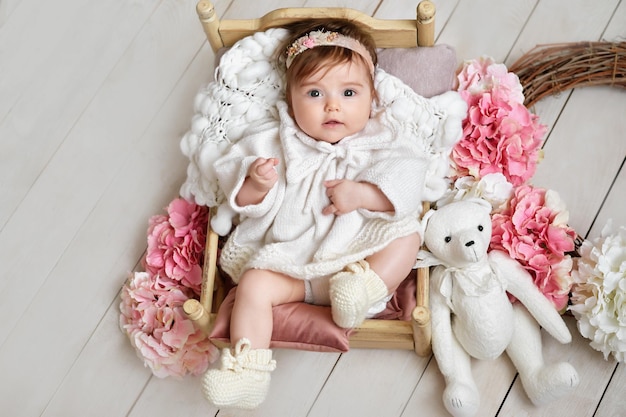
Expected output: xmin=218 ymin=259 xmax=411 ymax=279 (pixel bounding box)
xmin=203 ymin=18 xmax=428 ymax=409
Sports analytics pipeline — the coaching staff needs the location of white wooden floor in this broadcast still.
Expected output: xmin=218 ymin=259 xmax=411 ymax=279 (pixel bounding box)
xmin=1 ymin=0 xmax=625 ymax=416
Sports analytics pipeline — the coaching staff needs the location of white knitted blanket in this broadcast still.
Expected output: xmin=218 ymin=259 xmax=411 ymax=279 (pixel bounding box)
xmin=179 ymin=28 xmax=467 ymax=235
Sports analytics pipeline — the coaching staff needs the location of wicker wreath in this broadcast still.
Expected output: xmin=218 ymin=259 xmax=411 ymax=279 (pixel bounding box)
xmin=510 ymin=41 xmax=626 ymax=107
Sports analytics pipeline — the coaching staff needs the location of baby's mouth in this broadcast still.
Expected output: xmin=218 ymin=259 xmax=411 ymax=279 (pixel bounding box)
xmin=323 ymin=120 xmax=343 ymax=126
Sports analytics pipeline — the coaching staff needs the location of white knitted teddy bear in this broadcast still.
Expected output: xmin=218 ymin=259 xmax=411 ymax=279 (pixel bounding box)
xmin=419 ymin=199 xmax=579 ymax=417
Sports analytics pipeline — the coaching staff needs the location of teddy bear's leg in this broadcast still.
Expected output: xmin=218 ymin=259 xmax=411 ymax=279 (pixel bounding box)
xmin=505 ymin=303 xmax=579 ymax=405
xmin=439 ymin=335 xmax=480 ymax=417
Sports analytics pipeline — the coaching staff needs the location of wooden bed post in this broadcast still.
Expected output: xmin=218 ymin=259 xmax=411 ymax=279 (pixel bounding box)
xmin=417 ymin=0 xmax=435 ymax=47
xmin=183 ymin=210 xmax=221 ymax=337
xmin=197 ymin=0 xmax=224 ymax=52
xmin=412 ymin=267 xmax=432 ymax=356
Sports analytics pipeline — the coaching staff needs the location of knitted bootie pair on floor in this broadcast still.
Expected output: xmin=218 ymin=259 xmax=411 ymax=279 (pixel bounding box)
xmin=329 ymin=259 xmax=389 ymax=328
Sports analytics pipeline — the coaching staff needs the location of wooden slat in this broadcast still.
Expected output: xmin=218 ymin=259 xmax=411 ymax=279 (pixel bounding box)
xmin=349 ymin=320 xmax=415 ymax=350
xmin=197 ymin=0 xmax=438 ymax=50
xmin=218 ymin=12 xmax=419 ymax=48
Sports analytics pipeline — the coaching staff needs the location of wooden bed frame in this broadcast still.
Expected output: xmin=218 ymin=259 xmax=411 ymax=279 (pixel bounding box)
xmin=183 ymin=0 xmax=437 ymax=357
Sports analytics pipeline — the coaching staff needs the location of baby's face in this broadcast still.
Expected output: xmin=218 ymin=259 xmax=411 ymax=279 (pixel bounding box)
xmin=290 ymin=60 xmax=373 ymax=144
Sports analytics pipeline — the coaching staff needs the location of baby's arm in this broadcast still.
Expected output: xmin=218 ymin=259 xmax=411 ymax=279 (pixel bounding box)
xmin=323 ymin=179 xmax=392 ymax=216
xmin=236 ymin=157 xmax=279 ymax=206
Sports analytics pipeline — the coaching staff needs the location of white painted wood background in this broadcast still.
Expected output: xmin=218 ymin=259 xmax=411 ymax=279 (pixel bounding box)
xmin=1 ymin=0 xmax=624 ymax=416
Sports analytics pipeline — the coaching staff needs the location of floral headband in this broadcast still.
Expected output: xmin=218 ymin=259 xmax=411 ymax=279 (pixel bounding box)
xmin=285 ymin=30 xmax=375 ymax=74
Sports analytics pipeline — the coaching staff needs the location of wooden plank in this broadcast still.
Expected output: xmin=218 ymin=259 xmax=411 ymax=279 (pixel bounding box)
xmin=0 ymin=0 xmax=162 ymax=228
xmin=584 ymin=0 xmax=626 ymax=240
xmin=128 ymin=375 xmax=218 ymax=417
xmin=310 ymin=349 xmax=430 ymax=417
xmin=38 ymin=37 xmax=219 ymax=417
xmin=595 ymin=363 xmax=626 ymax=416
xmin=220 ymin=0 xmax=300 ymax=19
xmin=436 ymin=0 xmax=537 ymax=64
xmin=0 ymin=1 xmax=214 ymax=415
xmin=497 ymin=316 xmax=616 ymax=416
xmin=531 ymin=86 xmax=626 ymax=235
xmin=41 ymin=296 xmax=155 ymax=417
xmin=0 ymin=0 xmax=22 ymax=27
xmin=589 ymin=166 xmax=626 ymax=239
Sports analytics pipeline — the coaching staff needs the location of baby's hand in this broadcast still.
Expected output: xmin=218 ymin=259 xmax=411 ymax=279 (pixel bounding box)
xmin=322 ymin=179 xmax=361 ymax=215
xmin=248 ymin=157 xmax=279 ymax=193
xmin=323 ymin=179 xmax=394 ymax=216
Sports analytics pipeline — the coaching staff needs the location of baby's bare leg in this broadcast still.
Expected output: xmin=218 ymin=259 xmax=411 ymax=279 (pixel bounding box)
xmin=204 ymin=269 xmax=302 ymax=409
xmin=230 ymin=269 xmax=305 ymax=349
xmin=366 ymin=232 xmax=421 ymax=293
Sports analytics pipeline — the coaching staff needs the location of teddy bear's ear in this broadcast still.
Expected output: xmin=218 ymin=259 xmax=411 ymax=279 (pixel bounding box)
xmin=421 ymin=208 xmax=437 ymax=226
xmin=465 ymin=197 xmax=493 ymax=213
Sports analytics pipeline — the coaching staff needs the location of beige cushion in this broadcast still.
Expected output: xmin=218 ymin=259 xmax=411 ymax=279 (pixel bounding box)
xmin=378 ymin=44 xmax=458 ymax=97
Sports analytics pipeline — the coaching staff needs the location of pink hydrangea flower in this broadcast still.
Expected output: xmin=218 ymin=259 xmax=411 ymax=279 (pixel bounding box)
xmin=457 ymin=56 xmax=524 ymax=103
xmin=490 ymin=185 xmax=577 ymax=310
xmin=144 ymin=198 xmax=209 ymax=295
xmin=119 ymin=272 xmax=219 ymax=378
xmin=452 ymin=57 xmax=546 ymax=187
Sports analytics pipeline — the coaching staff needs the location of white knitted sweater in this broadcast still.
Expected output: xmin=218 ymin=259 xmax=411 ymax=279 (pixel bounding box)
xmin=216 ymin=101 xmax=428 ymax=282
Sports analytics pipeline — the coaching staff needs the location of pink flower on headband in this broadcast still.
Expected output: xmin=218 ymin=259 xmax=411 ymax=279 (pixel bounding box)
xmin=302 ymin=37 xmax=316 ymax=48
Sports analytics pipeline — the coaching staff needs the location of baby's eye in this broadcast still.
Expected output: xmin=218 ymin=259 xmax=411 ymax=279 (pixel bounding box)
xmin=343 ymin=89 xmax=356 ymax=97
xmin=308 ymin=90 xmax=321 ymax=98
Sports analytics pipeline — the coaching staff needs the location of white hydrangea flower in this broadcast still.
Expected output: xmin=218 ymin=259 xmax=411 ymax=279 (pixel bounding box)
xmin=569 ymin=220 xmax=626 ymax=362
xmin=436 ymin=173 xmax=513 ymax=212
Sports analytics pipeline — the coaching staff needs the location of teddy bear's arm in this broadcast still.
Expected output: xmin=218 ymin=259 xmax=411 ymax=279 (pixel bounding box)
xmin=488 ymin=250 xmax=571 ymax=344
xmin=430 ymin=266 xmax=461 ymax=378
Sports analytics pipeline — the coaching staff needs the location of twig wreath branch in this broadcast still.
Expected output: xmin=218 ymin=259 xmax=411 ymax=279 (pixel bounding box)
xmin=510 ymin=41 xmax=626 ymax=107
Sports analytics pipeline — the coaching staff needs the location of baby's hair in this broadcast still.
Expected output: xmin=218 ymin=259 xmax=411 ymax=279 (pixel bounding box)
xmin=280 ymin=19 xmax=378 ymax=112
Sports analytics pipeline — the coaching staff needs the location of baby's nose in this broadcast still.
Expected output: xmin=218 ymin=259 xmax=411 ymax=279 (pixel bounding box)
xmin=325 ymin=99 xmax=339 ymax=111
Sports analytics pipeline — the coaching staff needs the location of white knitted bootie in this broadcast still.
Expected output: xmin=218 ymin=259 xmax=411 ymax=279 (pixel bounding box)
xmin=329 ymin=260 xmax=389 ymax=328
xmin=202 ymin=338 xmax=276 ymax=410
